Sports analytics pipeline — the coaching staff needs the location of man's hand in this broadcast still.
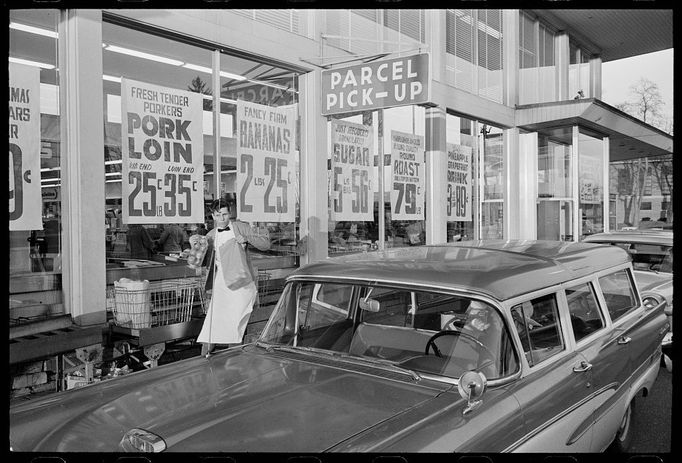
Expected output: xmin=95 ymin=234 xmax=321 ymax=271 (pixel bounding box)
xmin=235 ymin=234 xmax=247 ymax=245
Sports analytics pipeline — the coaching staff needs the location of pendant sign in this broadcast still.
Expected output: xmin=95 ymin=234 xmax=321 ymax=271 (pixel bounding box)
xmin=321 ymin=53 xmax=431 ymax=116
xmin=236 ymin=101 xmax=296 ymax=223
xmin=9 ymin=63 xmax=43 ymax=231
xmin=121 ymin=78 xmax=205 ymax=224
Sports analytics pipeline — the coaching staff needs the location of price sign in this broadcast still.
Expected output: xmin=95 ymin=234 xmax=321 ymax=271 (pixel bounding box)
xmin=330 ymin=119 xmax=374 ymax=221
xmin=390 ymin=130 xmax=424 ymax=221
xmin=9 ymin=63 xmax=43 ymax=231
xmin=121 ymin=79 xmax=204 ymax=224
xmin=446 ymin=143 xmax=472 ymax=221
xmin=237 ymin=101 xmax=296 ymax=222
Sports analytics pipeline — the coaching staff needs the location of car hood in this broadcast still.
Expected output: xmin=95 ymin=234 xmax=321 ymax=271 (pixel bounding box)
xmin=10 ymin=346 xmax=451 ymax=452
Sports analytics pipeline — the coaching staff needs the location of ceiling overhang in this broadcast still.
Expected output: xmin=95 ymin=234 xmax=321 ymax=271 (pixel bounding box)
xmin=530 ymin=9 xmax=672 ymax=62
xmin=516 ymin=99 xmax=673 ymax=162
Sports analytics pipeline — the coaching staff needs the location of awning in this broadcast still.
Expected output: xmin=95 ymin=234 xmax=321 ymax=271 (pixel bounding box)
xmin=515 ymin=98 xmax=673 ymax=162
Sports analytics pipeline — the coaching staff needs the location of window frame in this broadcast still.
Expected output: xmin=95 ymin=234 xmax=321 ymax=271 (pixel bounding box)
xmin=562 ymin=280 xmax=607 ymax=346
xmin=594 ymin=266 xmax=641 ymax=324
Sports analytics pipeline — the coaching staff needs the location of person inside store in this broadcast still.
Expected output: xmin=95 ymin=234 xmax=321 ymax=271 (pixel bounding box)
xmin=127 ymin=224 xmax=155 ymax=260
xmin=155 ymin=222 xmax=189 ymax=253
xmin=197 ymin=194 xmax=271 ymax=357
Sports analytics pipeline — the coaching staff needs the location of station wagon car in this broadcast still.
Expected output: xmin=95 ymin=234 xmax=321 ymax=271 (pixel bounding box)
xmin=10 ymin=241 xmax=669 ymax=453
xmin=584 ymin=230 xmax=673 ymax=370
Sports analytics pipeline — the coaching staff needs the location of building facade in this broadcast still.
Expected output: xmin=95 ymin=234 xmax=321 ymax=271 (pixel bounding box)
xmin=8 ymin=9 xmax=673 ymax=392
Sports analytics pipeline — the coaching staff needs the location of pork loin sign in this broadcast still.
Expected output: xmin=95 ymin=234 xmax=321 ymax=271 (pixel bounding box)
xmin=321 ymin=53 xmax=431 ymax=116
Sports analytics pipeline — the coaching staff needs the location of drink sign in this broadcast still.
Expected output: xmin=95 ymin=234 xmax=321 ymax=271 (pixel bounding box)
xmin=446 ymin=143 xmax=472 ymax=221
xmin=121 ymin=78 xmax=204 ymax=224
xmin=329 ymin=119 xmax=375 ymax=221
xmin=236 ymin=101 xmax=296 ymax=222
xmin=390 ymin=130 xmax=425 ymax=221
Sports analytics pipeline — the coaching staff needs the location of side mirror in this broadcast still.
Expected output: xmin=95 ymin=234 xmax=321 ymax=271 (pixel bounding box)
xmin=359 ymin=298 xmax=380 ymax=312
xmin=458 ymin=370 xmax=487 ymax=415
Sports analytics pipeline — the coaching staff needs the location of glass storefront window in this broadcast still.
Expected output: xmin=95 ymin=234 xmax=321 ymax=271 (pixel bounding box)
xmin=569 ymin=43 xmax=590 ymax=100
xmin=537 ymin=134 xmax=573 ymax=240
xmin=579 ymin=131 xmax=605 ymax=238
xmin=102 ymin=21 xmax=302 ymax=315
xmin=446 ymin=113 xmax=476 ymax=241
xmin=9 ymin=10 xmax=63 ymax=325
xmin=480 ymin=124 xmax=504 ymax=239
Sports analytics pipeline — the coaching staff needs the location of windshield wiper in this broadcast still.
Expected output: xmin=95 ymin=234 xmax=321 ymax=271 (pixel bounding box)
xmin=264 ymin=344 xmax=421 ymax=381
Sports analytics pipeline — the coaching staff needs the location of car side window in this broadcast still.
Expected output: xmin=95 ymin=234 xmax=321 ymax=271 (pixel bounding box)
xmin=598 ymin=269 xmax=638 ymax=322
xmin=565 ymin=283 xmax=605 ymax=342
xmin=511 ymin=293 xmax=564 ymax=367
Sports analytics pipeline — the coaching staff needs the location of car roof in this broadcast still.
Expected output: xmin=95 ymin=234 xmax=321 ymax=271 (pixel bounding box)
xmin=290 ymin=240 xmax=631 ymax=301
xmin=583 ymin=230 xmax=673 ymax=246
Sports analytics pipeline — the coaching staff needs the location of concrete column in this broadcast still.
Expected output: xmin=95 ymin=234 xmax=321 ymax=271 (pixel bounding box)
xmin=590 ymin=56 xmax=603 ymax=100
xmin=518 ymin=131 xmax=538 ymax=239
xmin=426 ymin=9 xmax=446 ymax=83
xmin=555 ymin=32 xmax=570 ymax=101
xmin=58 ymin=10 xmax=106 ymax=326
xmin=425 ymin=106 xmax=447 ymax=245
xmin=502 ymin=10 xmax=520 ymax=107
xmin=504 ymin=128 xmax=520 ymax=240
xmin=299 ymin=68 xmax=329 ymax=265
xmin=602 ymin=136 xmax=610 ymax=232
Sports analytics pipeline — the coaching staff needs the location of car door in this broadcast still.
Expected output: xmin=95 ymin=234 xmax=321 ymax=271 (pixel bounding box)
xmin=506 ymin=292 xmax=595 ymax=452
xmin=562 ymin=279 xmax=630 ymax=452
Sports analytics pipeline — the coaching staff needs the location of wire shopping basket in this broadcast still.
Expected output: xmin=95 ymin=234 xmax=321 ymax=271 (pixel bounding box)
xmin=113 ymin=278 xmax=200 ymax=329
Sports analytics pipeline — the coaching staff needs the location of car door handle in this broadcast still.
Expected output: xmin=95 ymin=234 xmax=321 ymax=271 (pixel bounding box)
xmin=617 ymin=336 xmax=632 ymax=345
xmin=573 ymin=361 xmax=593 ymax=373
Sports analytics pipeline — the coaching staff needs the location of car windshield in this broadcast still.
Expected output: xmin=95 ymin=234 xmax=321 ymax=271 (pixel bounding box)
xmin=605 ymin=242 xmax=673 ymax=274
xmin=259 ymin=281 xmax=519 ymax=381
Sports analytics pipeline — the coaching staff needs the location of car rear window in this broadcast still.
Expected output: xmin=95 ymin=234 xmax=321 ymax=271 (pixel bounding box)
xmin=598 ymin=269 xmax=639 ymax=322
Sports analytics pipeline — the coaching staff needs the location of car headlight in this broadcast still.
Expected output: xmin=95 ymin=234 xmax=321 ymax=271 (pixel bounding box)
xmin=643 ymin=295 xmax=662 ymax=309
xmin=120 ymin=428 xmax=166 ymax=452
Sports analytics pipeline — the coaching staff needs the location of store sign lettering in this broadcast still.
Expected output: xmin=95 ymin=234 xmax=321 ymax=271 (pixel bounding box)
xmin=446 ymin=144 xmax=472 ymax=221
xmin=390 ymin=131 xmax=425 ymax=221
xmin=321 ymin=53 xmax=431 ymax=116
xmin=237 ymin=101 xmax=296 ymax=223
xmin=9 ymin=63 xmax=43 ymax=231
xmin=121 ymin=78 xmax=204 ymax=225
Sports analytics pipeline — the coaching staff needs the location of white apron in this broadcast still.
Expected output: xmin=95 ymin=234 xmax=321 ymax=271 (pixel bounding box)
xmin=197 ymin=228 xmax=257 ymax=344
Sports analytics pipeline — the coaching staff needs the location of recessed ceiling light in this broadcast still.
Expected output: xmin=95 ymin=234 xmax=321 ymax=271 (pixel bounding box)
xmin=9 ymin=57 xmax=55 ymax=70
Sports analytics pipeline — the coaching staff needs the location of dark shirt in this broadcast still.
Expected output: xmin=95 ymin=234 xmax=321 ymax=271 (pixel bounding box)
xmin=127 ymin=225 xmax=154 ymax=259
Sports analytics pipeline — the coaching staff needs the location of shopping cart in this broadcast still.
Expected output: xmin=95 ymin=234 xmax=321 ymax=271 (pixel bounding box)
xmin=113 ymin=277 xmax=202 ymax=329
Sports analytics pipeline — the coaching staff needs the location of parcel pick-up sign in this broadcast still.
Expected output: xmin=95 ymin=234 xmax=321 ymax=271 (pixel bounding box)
xmin=322 ymin=53 xmax=430 ymax=116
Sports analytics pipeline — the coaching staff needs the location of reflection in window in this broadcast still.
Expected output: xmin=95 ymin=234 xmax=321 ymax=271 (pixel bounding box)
xmin=599 ymin=270 xmax=638 ymax=322
xmin=480 ymin=124 xmax=504 ymax=239
xmin=512 ymin=294 xmax=564 ymax=367
xmin=566 ymin=283 xmax=604 ymax=342
xmin=579 ymin=131 xmax=605 ymax=238
xmin=9 ymin=10 xmax=64 ymax=325
xmin=537 ymin=135 xmax=573 ymax=241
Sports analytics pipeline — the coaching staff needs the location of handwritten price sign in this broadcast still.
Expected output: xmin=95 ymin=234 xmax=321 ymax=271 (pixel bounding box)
xmin=330 ymin=119 xmax=374 ymax=221
xmin=446 ymin=143 xmax=472 ymax=221
xmin=121 ymin=78 xmax=204 ymax=224
xmin=237 ymin=101 xmax=296 ymax=222
xmin=391 ymin=130 xmax=424 ymax=221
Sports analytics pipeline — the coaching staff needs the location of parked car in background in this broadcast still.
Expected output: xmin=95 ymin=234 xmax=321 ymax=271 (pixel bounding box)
xmin=584 ymin=230 xmax=673 ymax=371
xmin=10 ymin=241 xmax=668 ymax=453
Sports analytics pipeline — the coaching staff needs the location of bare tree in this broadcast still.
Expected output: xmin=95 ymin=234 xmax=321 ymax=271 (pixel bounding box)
xmin=617 ymin=78 xmax=670 ymax=132
xmin=187 ymin=76 xmax=213 ymax=111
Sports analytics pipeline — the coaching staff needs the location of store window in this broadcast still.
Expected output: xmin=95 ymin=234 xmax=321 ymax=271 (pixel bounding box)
xmin=537 ymin=134 xmax=573 ymax=241
xmin=578 ymin=131 xmax=605 ymax=238
xmin=9 ymin=10 xmax=63 ymax=326
xmin=519 ymin=14 xmax=556 ymax=104
xmin=480 ymin=124 xmax=505 ymax=239
xmin=446 ymin=9 xmax=503 ymax=103
xmin=446 ymin=113 xmax=477 ymax=241
xmin=569 ymin=43 xmax=591 ymax=100
xmin=102 ymin=21 xmax=301 ymax=312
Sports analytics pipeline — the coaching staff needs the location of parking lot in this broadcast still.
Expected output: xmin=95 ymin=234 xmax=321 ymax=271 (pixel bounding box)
xmin=629 ymin=366 xmax=672 ymax=453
